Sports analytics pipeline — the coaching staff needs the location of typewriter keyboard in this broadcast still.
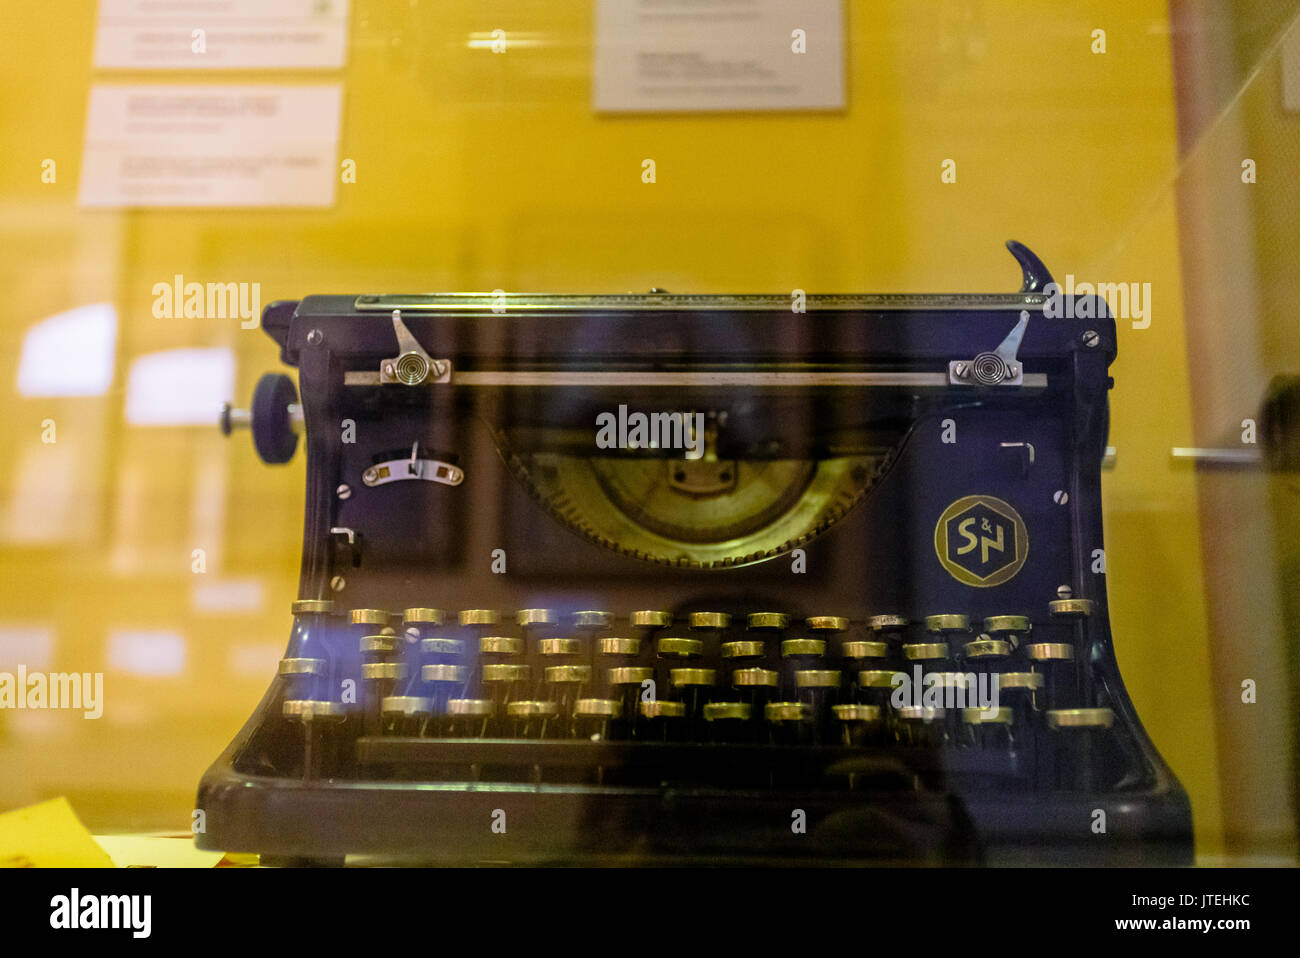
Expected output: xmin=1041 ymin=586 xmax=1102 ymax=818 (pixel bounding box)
xmin=277 ymin=593 xmax=1121 ymax=793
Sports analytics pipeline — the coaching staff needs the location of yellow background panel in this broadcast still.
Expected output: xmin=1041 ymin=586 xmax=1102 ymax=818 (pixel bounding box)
xmin=0 ymin=1 xmax=1221 ymax=853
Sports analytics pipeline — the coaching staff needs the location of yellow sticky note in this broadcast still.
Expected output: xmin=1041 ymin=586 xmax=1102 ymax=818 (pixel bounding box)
xmin=92 ymin=835 xmax=225 ymax=869
xmin=0 ymin=797 xmax=115 ymax=868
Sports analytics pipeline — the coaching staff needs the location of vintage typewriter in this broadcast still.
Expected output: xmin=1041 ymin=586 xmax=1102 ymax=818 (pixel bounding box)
xmin=199 ymin=241 xmax=1192 ymax=865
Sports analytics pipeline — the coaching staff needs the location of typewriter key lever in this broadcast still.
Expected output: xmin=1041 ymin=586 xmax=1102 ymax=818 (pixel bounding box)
xmin=950 ymin=310 xmax=1029 ymax=387
xmin=219 ymin=372 xmax=303 ymax=463
xmin=380 ymin=309 xmax=451 ymax=385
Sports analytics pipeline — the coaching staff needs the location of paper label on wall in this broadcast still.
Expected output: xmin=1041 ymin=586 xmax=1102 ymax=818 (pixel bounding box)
xmin=79 ymin=85 xmax=342 ymax=208
xmin=93 ymin=0 xmax=350 ymax=70
xmin=593 ymin=0 xmax=844 ymax=112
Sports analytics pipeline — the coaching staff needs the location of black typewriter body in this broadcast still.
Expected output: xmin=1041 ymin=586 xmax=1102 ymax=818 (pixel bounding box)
xmin=197 ymin=243 xmax=1192 ymax=865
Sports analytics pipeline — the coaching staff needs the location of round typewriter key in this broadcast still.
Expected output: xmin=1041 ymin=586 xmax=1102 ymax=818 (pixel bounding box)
xmin=925 ymin=614 xmax=969 ymax=634
xmin=857 ymin=669 xmax=899 ymax=689
xmin=544 ymin=664 xmax=592 ymax=684
xmin=1048 ymin=597 xmax=1094 ymax=618
xmin=480 ymin=636 xmax=521 ymax=656
xmin=279 ymin=657 xmax=326 ymax=675
xmin=507 ymin=700 xmax=558 ymax=717
xmin=842 ymin=640 xmax=888 ymax=660
xmin=896 ymin=705 xmax=946 ymax=747
xmin=964 ymin=637 xmax=1012 ymax=660
xmin=983 ymin=615 xmax=1031 ymax=635
xmin=765 ymin=701 xmax=810 ymax=745
xmin=640 ymin=699 xmax=685 ymax=718
xmin=765 ymin=701 xmax=809 ymax=722
xmin=732 ymin=667 xmax=779 ymax=687
xmin=998 ymin=671 xmax=1044 ymax=691
xmin=291 ymin=599 xmax=336 ymax=615
xmin=362 ymin=661 xmax=408 ymax=680
xmin=657 ymin=637 xmax=703 ymax=658
xmin=795 ymin=670 xmax=840 ymax=688
xmin=381 ymin=695 xmax=431 ymax=713
xmin=447 ymin=698 xmax=494 ymax=716
xmin=897 ymin=705 xmax=944 ymax=722
xmin=404 ymin=608 xmax=446 ymax=625
xmin=641 ymin=698 xmax=687 ymax=741
xmin=517 ymin=608 xmax=557 ymax=627
xmin=482 ymin=663 xmax=532 ymax=683
xmin=996 ymin=672 xmax=1043 ymax=711
xmin=631 ymin=610 xmax=673 ymax=629
xmin=572 ymin=610 xmax=613 ymax=630
xmin=458 ymin=609 xmax=500 ymax=627
xmin=380 ymin=695 xmax=431 ymax=735
xmin=721 ymin=640 xmax=766 ymax=659
xmin=868 ymin=614 xmax=909 ymax=632
xmin=360 ymin=634 xmax=398 ymax=654
xmin=575 ymin=698 xmax=621 ymax=718
xmin=689 ymin=612 xmax=731 ymax=630
xmin=420 ymin=637 xmax=465 ymax=656
xmin=422 ymin=664 xmax=468 ymax=683
xmin=545 ymin=665 xmax=591 ymax=716
xmin=447 ymin=698 xmax=494 ymax=737
xmin=282 ymin=699 xmax=349 ymax=721
xmin=1045 ymin=707 xmax=1115 ymax=789
xmin=609 ymin=666 xmax=654 ymax=685
xmin=574 ymin=698 xmax=622 ymax=740
xmin=670 ymin=668 xmax=715 ymax=728
xmin=764 ymin=696 xmax=806 ymax=712
xmin=703 ymin=700 xmax=752 ymax=743
xmin=780 ymin=638 xmax=825 ymax=657
xmin=732 ymin=667 xmax=778 ymax=712
xmin=704 ymin=702 xmax=751 ymax=721
xmin=670 ymin=668 xmax=716 ymax=686
xmin=857 ymin=669 xmax=900 ymax=709
xmin=747 ymin=612 xmax=789 ymax=630
xmin=963 ymin=706 xmax=1015 ymax=748
xmin=481 ymin=663 xmax=532 ymax=708
xmin=1025 ymin=645 xmax=1074 ymax=711
xmin=598 ymin=637 xmax=640 ymax=656
xmin=902 ymin=642 xmax=949 ymax=662
xmin=610 ymin=667 xmax=654 ymax=733
xmin=834 ymin=704 xmax=882 ymax=722
xmin=1045 ymin=707 xmax=1114 ymax=730
xmin=1025 ymin=642 xmax=1074 ymax=661
xmin=350 ymin=608 xmax=392 ymax=627
xmin=834 ymin=703 xmax=883 ymax=746
xmin=507 ymin=700 xmax=559 ymax=738
xmin=539 ymin=637 xmax=582 ymax=656
xmin=807 ymin=616 xmax=850 ymax=632
xmin=963 ymin=707 xmax=1014 ymax=724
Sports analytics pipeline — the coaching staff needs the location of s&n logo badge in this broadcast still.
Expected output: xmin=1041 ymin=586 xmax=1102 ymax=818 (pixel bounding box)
xmin=934 ymin=495 xmax=1029 ymax=587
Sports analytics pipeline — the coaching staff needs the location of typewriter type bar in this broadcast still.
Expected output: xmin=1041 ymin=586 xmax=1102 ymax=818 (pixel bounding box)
xmin=199 ymin=241 xmax=1191 ymax=865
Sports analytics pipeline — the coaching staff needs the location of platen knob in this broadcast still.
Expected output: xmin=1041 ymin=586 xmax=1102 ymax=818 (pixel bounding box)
xmin=220 ymin=372 xmax=302 ymax=464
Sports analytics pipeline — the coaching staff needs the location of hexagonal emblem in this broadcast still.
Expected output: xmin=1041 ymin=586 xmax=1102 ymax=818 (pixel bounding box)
xmin=933 ymin=495 xmax=1029 ymax=587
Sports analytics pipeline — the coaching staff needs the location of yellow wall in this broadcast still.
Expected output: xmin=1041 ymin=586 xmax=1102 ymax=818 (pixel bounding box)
xmin=0 ymin=1 xmax=1223 ymax=852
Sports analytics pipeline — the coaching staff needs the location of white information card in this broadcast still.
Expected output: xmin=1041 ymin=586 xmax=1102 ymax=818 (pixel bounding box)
xmin=593 ymin=0 xmax=844 ymax=112
xmin=78 ymin=85 xmax=343 ymax=208
xmin=93 ymin=0 xmax=350 ymax=70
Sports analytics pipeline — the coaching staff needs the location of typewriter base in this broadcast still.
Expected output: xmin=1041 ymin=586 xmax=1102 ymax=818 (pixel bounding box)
xmin=196 ymin=740 xmax=1193 ymax=866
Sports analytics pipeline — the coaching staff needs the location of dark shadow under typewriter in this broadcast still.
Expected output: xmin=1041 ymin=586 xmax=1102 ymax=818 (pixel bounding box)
xmin=200 ymin=242 xmax=1193 ymax=865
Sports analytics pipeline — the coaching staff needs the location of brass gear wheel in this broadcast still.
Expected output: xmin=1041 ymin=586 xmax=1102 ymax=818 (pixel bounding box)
xmin=500 ymin=440 xmax=892 ymax=569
